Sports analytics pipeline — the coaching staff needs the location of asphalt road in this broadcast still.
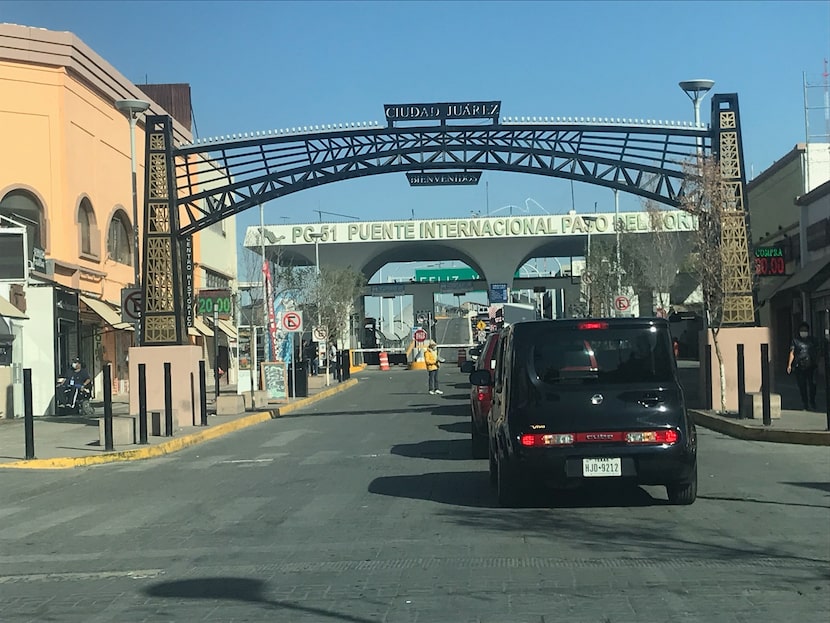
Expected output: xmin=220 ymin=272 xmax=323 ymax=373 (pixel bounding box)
xmin=434 ymin=315 xmax=470 ymax=346
xmin=1 ymin=367 xmax=828 ymax=623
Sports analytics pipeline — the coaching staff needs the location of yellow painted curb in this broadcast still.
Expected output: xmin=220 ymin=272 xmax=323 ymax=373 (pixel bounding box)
xmin=690 ymin=410 xmax=830 ymax=446
xmin=0 ymin=378 xmax=360 ymax=469
xmin=0 ymin=411 xmax=274 ymax=470
xmin=409 ymin=361 xmax=427 ymax=370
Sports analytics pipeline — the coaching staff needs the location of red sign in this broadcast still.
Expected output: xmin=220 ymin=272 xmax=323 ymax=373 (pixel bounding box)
xmin=414 ymin=328 xmax=428 ymax=342
xmin=281 ymin=311 xmax=303 ymax=332
xmin=614 ymin=296 xmax=630 ymax=312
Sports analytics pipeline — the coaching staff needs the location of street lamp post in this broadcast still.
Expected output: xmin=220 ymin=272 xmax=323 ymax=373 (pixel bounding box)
xmin=678 ymin=79 xmax=715 ymax=154
xmin=115 ymin=98 xmax=150 ymax=344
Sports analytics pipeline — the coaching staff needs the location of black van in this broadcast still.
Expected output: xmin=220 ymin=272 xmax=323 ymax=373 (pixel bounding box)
xmin=469 ymin=318 xmax=697 ymax=507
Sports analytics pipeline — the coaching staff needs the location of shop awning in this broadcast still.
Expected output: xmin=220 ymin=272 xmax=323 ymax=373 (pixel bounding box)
xmin=773 ymin=256 xmax=830 ymax=295
xmin=813 ymin=275 xmax=830 ymax=294
xmin=215 ymin=318 xmax=238 ymax=340
xmin=0 ymin=294 xmax=27 ymax=319
xmin=80 ymin=295 xmax=134 ymax=331
xmin=756 ymin=279 xmax=787 ymax=304
xmin=189 ymin=316 xmax=214 ymax=337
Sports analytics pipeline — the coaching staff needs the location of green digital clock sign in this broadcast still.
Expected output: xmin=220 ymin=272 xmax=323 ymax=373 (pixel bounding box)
xmin=197 ymin=289 xmax=232 ymax=318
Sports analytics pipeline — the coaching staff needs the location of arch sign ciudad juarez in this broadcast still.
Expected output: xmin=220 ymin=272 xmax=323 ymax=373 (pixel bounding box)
xmin=138 ymin=95 xmax=753 ymax=346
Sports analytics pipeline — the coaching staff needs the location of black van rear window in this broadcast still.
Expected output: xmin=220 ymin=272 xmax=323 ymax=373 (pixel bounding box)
xmin=523 ymin=325 xmax=674 ymax=384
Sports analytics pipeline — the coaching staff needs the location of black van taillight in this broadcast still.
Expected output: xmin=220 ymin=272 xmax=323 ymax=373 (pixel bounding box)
xmin=520 ymin=433 xmax=574 ymax=447
xmin=520 ymin=430 xmax=679 ymax=446
xmin=625 ymin=430 xmax=678 ymax=444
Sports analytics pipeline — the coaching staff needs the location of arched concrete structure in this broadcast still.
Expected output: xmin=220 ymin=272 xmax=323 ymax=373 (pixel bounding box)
xmin=243 ymin=210 xmax=697 ymax=328
xmin=245 ymin=211 xmax=697 ymax=292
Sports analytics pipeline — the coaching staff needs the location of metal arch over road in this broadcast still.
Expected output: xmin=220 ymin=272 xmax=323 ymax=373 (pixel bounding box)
xmin=174 ymin=119 xmax=709 ymax=237
xmin=139 ymin=95 xmax=755 ymax=345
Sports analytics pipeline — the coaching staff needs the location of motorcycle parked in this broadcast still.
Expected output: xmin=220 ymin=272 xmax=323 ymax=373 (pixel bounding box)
xmin=56 ymin=381 xmax=95 ymax=417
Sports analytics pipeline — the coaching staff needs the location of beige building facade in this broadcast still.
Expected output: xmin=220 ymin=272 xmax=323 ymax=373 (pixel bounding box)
xmin=749 ymin=142 xmax=830 ymax=369
xmin=0 ymin=24 xmax=237 ymax=416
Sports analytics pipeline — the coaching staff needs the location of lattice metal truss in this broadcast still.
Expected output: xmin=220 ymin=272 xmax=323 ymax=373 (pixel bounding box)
xmin=173 ymin=122 xmax=711 ymax=237
xmin=138 ymin=100 xmax=756 ymax=347
xmin=710 ymin=94 xmax=756 ymax=326
xmin=140 ymin=116 xmax=187 ymax=346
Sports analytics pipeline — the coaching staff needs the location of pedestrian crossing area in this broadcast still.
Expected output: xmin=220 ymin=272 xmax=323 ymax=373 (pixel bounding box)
xmin=0 ymin=427 xmax=417 ymax=547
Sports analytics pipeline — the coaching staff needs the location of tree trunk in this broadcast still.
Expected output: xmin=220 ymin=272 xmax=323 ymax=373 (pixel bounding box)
xmin=711 ymin=327 xmax=728 ymax=413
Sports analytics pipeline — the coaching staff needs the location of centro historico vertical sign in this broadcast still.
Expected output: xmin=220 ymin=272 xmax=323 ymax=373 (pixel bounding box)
xmin=384 ymin=101 xmax=501 ymax=126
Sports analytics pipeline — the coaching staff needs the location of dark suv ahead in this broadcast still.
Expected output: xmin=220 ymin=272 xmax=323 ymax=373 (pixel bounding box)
xmin=469 ymin=318 xmax=697 ymax=507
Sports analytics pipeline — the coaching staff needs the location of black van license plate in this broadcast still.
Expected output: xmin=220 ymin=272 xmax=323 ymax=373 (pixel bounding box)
xmin=582 ymin=458 xmax=622 ymax=477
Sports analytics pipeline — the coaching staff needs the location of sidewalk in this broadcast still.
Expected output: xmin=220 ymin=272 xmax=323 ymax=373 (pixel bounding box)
xmin=677 ymin=360 xmax=830 ymax=446
xmin=0 ymin=371 xmax=359 ymax=469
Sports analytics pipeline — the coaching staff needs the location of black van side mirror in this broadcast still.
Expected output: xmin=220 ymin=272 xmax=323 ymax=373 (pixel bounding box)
xmin=469 ymin=369 xmax=492 ymax=386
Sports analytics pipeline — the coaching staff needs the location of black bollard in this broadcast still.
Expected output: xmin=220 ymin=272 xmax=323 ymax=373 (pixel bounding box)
xmin=138 ymin=363 xmax=148 ymax=444
xmin=23 ymin=368 xmax=34 ymax=460
xmin=704 ymin=344 xmax=713 ymax=411
xmin=164 ymin=362 xmax=173 ymax=437
xmin=199 ymin=360 xmax=208 ymax=426
xmin=103 ymin=363 xmax=114 ymax=451
xmin=761 ymin=343 xmax=771 ymax=426
xmin=190 ymin=372 xmax=196 ymax=426
xmin=736 ymin=344 xmax=746 ymax=419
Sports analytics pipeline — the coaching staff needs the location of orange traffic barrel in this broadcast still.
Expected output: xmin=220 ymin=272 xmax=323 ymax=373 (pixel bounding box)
xmin=379 ymin=351 xmax=390 ymax=371
xmin=457 ymin=348 xmax=466 ymax=367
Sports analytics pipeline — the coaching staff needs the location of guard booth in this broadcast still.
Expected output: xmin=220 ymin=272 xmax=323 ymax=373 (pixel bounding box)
xmin=363 ymin=317 xmax=380 ymax=365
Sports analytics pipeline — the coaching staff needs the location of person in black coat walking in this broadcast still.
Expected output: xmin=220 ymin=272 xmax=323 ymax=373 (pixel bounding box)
xmin=787 ymin=321 xmax=821 ymax=410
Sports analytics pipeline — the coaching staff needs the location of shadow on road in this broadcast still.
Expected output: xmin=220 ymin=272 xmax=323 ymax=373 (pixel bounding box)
xmin=368 ymin=471 xmax=667 ymax=509
xmin=699 ymin=494 xmax=830 ymax=510
xmin=143 ymin=577 xmax=378 ymax=622
xmin=391 ymin=438 xmax=472 ymax=460
xmin=438 ymin=421 xmax=470 ymax=435
xmin=369 ymin=471 xmax=494 ymax=507
xmin=781 ymin=481 xmax=830 ymax=494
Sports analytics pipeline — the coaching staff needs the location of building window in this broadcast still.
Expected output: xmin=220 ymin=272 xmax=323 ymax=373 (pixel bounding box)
xmin=78 ymin=198 xmax=97 ymax=256
xmin=806 ymin=218 xmax=829 ymax=252
xmin=0 ymin=189 xmax=44 ymax=258
xmin=107 ymin=210 xmax=132 ymax=265
xmin=204 ymin=269 xmax=230 ymax=289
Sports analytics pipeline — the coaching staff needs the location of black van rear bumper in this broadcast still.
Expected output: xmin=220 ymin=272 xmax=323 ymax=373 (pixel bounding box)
xmin=514 ymin=446 xmax=696 ymax=487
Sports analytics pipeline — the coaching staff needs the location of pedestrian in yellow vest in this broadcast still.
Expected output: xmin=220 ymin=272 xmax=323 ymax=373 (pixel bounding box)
xmin=424 ymin=341 xmax=443 ymax=395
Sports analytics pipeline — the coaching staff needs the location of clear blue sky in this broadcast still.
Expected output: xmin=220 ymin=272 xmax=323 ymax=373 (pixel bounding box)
xmin=2 ymin=0 xmax=829 ymax=256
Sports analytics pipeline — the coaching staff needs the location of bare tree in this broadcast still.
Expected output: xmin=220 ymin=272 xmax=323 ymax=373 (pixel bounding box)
xmin=585 ymin=237 xmax=617 ymax=316
xmin=305 ymin=266 xmax=367 ymax=347
xmin=618 ymin=201 xmax=692 ymax=314
xmin=680 ymin=156 xmax=738 ymax=413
